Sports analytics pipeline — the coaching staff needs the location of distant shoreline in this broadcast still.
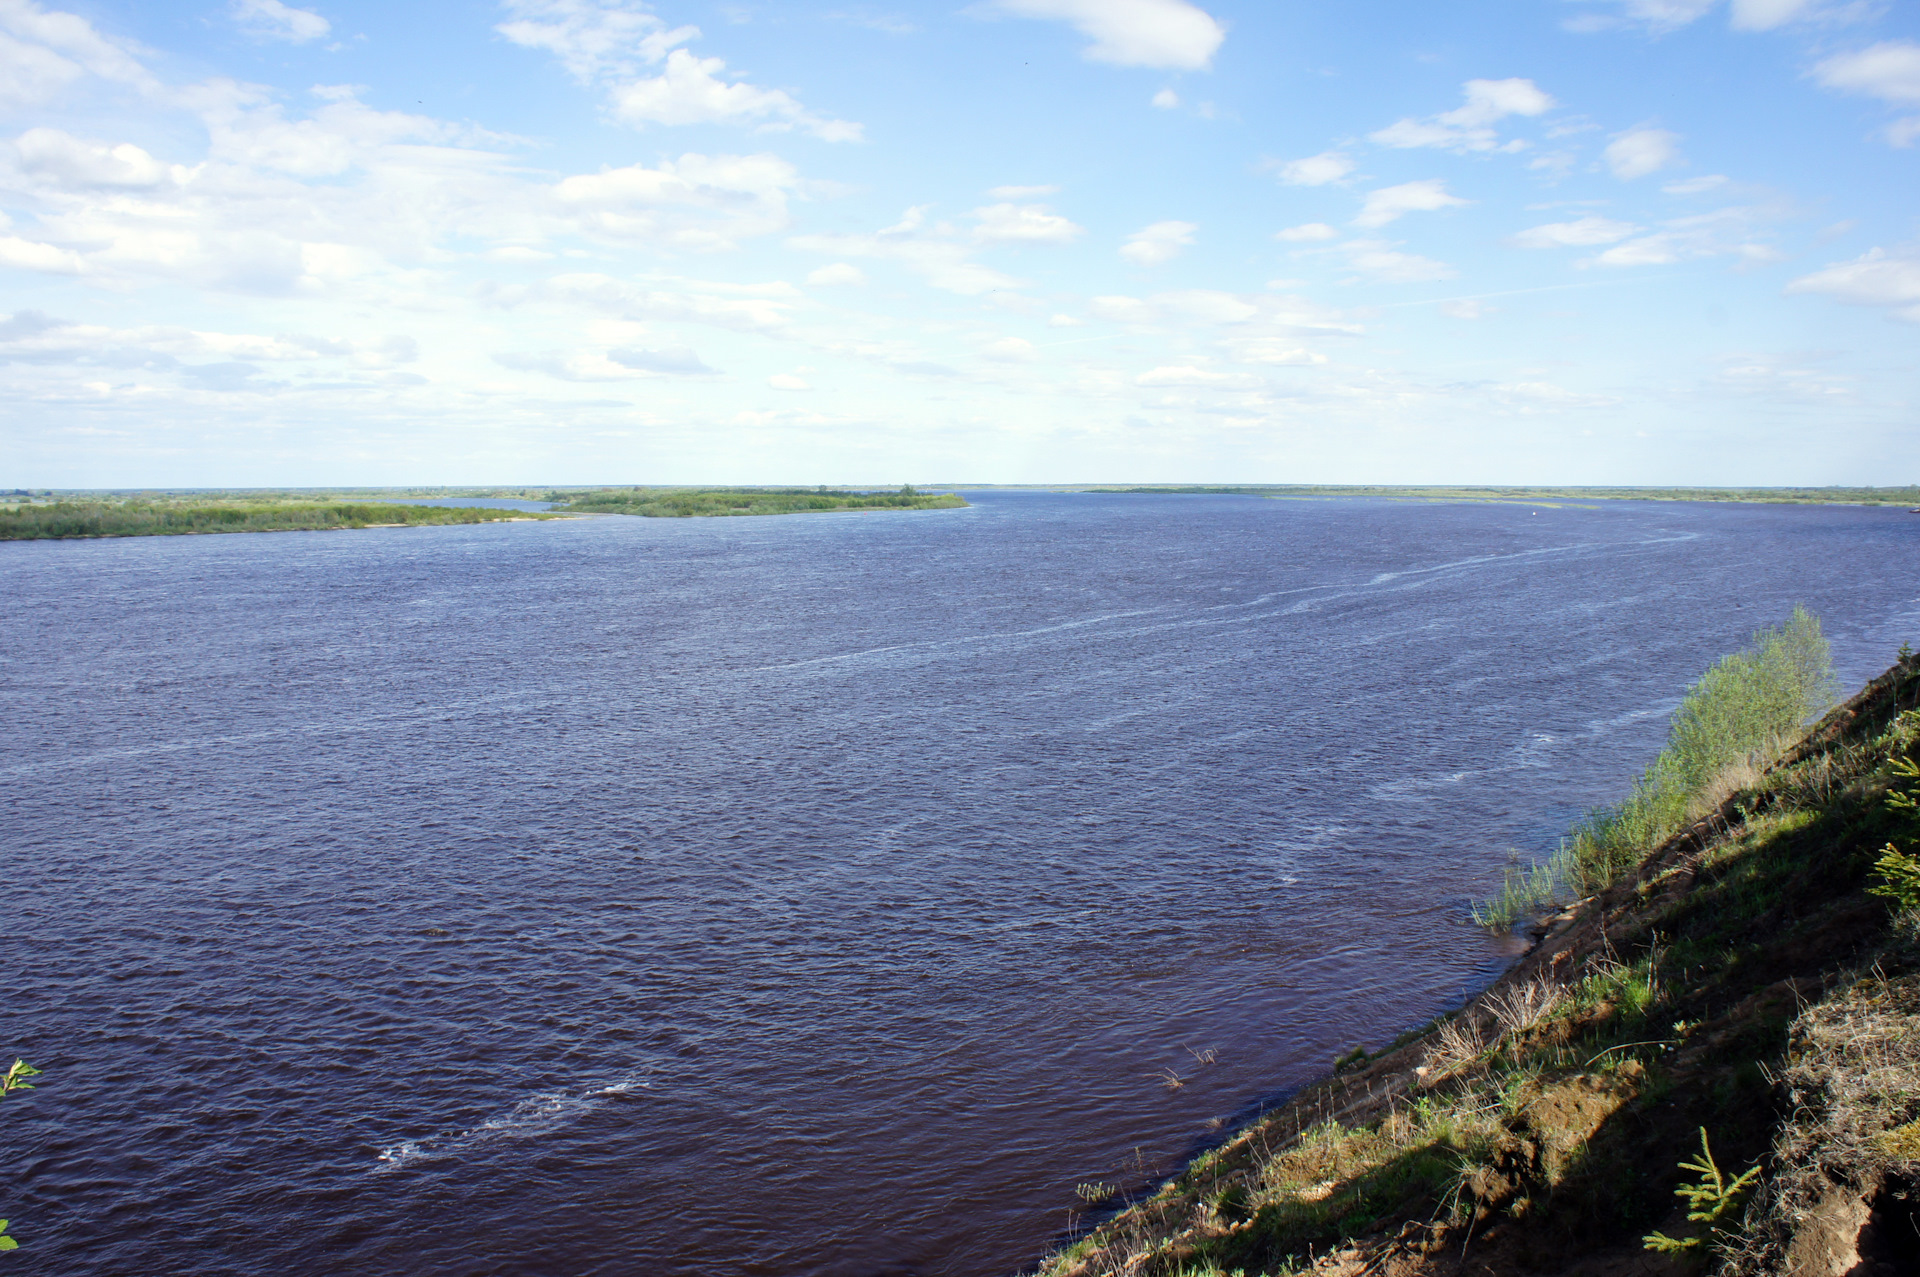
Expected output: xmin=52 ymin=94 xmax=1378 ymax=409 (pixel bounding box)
xmin=927 ymin=483 xmax=1920 ymax=508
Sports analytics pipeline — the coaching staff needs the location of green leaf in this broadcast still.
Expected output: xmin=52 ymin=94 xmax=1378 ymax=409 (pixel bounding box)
xmin=0 ymin=1235 xmax=16 ymax=1250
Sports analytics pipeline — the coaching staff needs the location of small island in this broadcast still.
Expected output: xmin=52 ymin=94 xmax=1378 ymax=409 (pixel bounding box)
xmin=0 ymin=498 xmax=557 ymax=541
xmin=550 ymin=485 xmax=968 ymax=518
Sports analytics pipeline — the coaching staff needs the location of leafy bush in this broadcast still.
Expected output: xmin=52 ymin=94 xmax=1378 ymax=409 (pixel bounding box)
xmin=1565 ymin=607 xmax=1837 ymax=894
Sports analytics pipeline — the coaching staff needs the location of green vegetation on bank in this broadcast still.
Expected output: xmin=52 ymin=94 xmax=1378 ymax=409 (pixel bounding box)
xmin=550 ymin=485 xmax=967 ymax=517
xmin=0 ymin=500 xmax=554 ymax=540
xmin=1476 ymin=608 xmax=1840 ymax=928
xmin=1043 ymin=632 xmax=1920 ymax=1277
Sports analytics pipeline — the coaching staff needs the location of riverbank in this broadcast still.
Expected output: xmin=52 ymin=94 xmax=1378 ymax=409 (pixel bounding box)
xmin=548 ymin=485 xmax=967 ymax=517
xmin=0 ymin=500 xmax=561 ymax=540
xmin=1041 ymin=649 xmax=1920 ymax=1277
xmin=935 ymin=485 xmax=1920 ymax=508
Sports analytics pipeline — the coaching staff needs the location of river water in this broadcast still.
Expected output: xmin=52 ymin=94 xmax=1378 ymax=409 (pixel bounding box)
xmin=4 ymin=492 xmax=1917 ymax=1275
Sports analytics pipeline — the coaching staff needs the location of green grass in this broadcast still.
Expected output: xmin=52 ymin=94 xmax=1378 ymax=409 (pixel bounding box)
xmin=0 ymin=500 xmax=553 ymax=540
xmin=552 ymin=485 xmax=967 ymax=518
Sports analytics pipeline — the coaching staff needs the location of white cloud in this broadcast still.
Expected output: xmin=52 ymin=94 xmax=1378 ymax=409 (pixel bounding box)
xmin=229 ymin=0 xmax=330 ymax=43
xmin=1369 ymin=78 xmax=1554 ymax=153
xmin=553 ymin=152 xmax=802 ymax=250
xmin=1563 ymin=0 xmax=1716 ymax=34
xmin=1730 ymin=0 xmax=1876 ymax=29
xmin=1272 ymin=151 xmax=1353 ymax=186
xmin=790 ymin=214 xmax=1024 ymax=295
xmin=985 ymin=0 xmax=1226 ymax=71
xmin=1135 ymin=364 xmax=1258 ymax=387
xmin=980 ymin=336 xmax=1037 ymax=361
xmin=12 ymin=128 xmax=190 ymax=187
xmin=768 ymin=371 xmax=810 ymax=389
xmin=1151 ymin=88 xmax=1179 ymax=109
xmin=1785 ymin=247 xmax=1920 ymax=321
xmin=498 ymin=2 xmax=860 ymax=140
xmin=1589 ymin=207 xmax=1781 ymax=269
xmin=0 ymin=235 xmax=86 ymax=273
xmin=1604 ymin=126 xmax=1682 ymax=179
xmin=1120 ymin=219 xmax=1196 ymax=266
xmin=0 ymin=0 xmax=159 ymax=107
xmin=1353 ymin=179 xmax=1468 ymax=228
xmin=1890 ymin=117 xmax=1920 ymax=147
xmin=526 ymin=273 xmax=797 ymax=332
xmin=496 ymin=0 xmax=697 ymax=82
xmin=971 ymin=201 xmax=1084 ymax=245
xmin=1439 ymin=298 xmax=1490 ymax=318
xmin=1047 ymin=312 xmax=1083 ymax=327
xmin=1663 ymin=174 xmax=1727 ymax=194
xmin=1275 ymin=222 xmax=1339 ymax=242
xmin=608 ymin=344 xmax=717 ymax=373
xmin=610 ymin=49 xmax=863 ymax=140
xmin=807 ymin=262 xmax=866 ymax=286
xmin=1339 ymin=239 xmax=1457 ymax=283
xmin=1813 ymin=41 xmax=1920 ymax=105
xmin=1510 ymin=216 xmax=1640 ymax=248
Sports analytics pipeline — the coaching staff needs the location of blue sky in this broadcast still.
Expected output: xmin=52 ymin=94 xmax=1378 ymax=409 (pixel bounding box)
xmin=0 ymin=0 xmax=1915 ymax=487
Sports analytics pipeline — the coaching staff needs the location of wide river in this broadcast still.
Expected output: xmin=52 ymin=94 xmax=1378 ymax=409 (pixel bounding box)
xmin=5 ymin=492 xmax=1918 ymax=1275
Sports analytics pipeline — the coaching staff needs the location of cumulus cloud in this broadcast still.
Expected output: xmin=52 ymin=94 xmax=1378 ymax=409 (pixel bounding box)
xmin=497 ymin=0 xmax=698 ymax=81
xmin=1272 ymin=151 xmax=1353 ymax=186
xmin=1604 ymin=126 xmax=1682 ymax=179
xmin=1339 ymin=239 xmax=1457 ymax=283
xmin=498 ymin=1 xmax=861 ymax=140
xmin=1510 ymin=216 xmax=1640 ymax=248
xmin=807 ymin=262 xmax=866 ymax=286
xmin=608 ymin=344 xmax=717 ymax=373
xmin=1589 ymin=207 xmax=1781 ymax=268
xmin=1353 ymin=179 xmax=1469 ymax=228
xmin=1120 ymin=219 xmax=1196 ymax=266
xmin=12 ymin=128 xmax=191 ymax=187
xmin=1785 ymin=247 xmax=1920 ymax=321
xmin=1439 ymin=298 xmax=1490 ymax=319
xmin=1370 ymin=78 xmax=1555 ymax=153
xmin=971 ymin=201 xmax=1084 ymax=244
xmin=229 ymin=0 xmax=330 ymax=43
xmin=553 ymin=152 xmax=803 ymax=250
xmin=1562 ymin=0 xmax=1716 ymax=34
xmin=768 ymin=371 xmax=810 ymax=389
xmin=519 ymin=273 xmax=797 ymax=332
xmin=1275 ymin=222 xmax=1339 ymax=242
xmin=984 ymin=0 xmax=1226 ymax=70
xmin=790 ymin=211 xmax=1024 ymax=295
xmin=1135 ymin=364 xmax=1259 ymax=388
xmin=609 ymin=49 xmax=862 ymax=140
xmin=1813 ymin=41 xmax=1920 ymax=142
xmin=980 ymin=336 xmax=1037 ymax=361
xmin=0 ymin=0 xmax=160 ymax=109
xmin=1151 ymin=87 xmax=1180 ymax=109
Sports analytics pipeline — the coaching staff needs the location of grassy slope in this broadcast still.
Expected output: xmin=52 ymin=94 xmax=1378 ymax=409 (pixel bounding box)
xmin=0 ymin=501 xmax=555 ymax=540
xmin=1043 ymin=653 xmax=1920 ymax=1277
xmin=553 ymin=486 xmax=968 ymax=517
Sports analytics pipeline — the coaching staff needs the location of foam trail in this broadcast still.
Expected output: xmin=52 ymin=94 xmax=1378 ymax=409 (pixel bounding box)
xmin=374 ymin=1077 xmax=652 ymax=1172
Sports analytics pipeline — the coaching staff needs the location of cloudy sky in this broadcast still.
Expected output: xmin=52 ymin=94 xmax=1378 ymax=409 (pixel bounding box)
xmin=1 ymin=0 xmax=1915 ymax=486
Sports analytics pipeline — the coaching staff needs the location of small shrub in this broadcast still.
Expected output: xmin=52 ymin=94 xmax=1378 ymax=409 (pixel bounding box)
xmin=1867 ymin=844 xmax=1920 ymax=912
xmin=1643 ymin=1127 xmax=1760 ymax=1253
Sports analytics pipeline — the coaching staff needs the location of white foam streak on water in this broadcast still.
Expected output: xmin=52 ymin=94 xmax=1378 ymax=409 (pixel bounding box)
xmin=374 ymin=1079 xmax=653 ymax=1173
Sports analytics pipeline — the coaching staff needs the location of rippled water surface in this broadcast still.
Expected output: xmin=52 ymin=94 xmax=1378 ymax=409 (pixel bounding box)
xmin=5 ymin=492 xmax=1918 ymax=1276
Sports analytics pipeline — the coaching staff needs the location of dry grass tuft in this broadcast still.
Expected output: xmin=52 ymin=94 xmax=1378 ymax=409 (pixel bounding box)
xmin=1723 ymin=972 xmax=1920 ymax=1275
xmin=1485 ymin=978 xmax=1567 ymax=1038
